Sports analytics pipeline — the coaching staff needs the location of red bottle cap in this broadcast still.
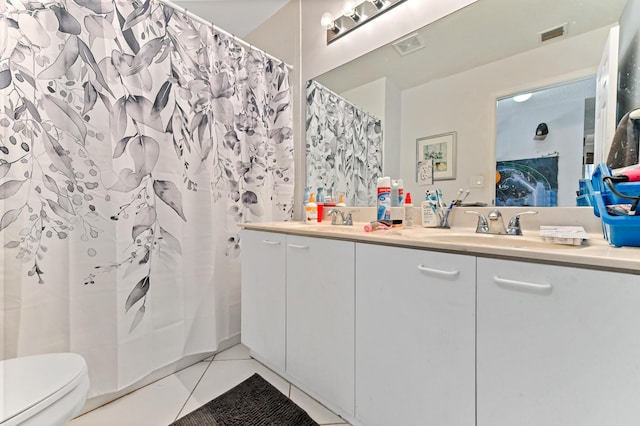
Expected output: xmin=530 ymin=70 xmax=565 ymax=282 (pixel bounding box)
xmin=405 ymin=192 xmax=412 ymax=204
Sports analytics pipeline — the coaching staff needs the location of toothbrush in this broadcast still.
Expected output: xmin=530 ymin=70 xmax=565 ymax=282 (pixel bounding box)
xmin=435 ymin=189 xmax=445 ymax=209
xmin=446 ymin=189 xmax=464 ymax=212
xmin=456 ymin=189 xmax=471 ymax=206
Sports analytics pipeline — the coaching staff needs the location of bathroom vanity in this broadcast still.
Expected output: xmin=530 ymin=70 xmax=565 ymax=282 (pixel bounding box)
xmin=239 ymin=212 xmax=640 ymax=426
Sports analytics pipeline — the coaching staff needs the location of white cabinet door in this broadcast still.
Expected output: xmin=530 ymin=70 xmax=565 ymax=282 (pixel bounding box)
xmin=355 ymin=243 xmax=476 ymax=426
xmin=240 ymin=230 xmax=286 ymax=372
xmin=477 ymin=258 xmax=640 ymax=426
xmin=286 ymin=235 xmax=355 ymax=416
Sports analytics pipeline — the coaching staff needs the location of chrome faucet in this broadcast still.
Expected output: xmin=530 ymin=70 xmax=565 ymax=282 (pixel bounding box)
xmin=465 ymin=209 xmax=537 ymax=235
xmin=327 ymin=209 xmax=353 ymax=225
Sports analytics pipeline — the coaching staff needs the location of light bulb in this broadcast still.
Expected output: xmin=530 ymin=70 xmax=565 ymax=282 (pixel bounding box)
xmin=342 ymin=0 xmax=356 ymax=16
xmin=371 ymin=0 xmax=385 ymax=9
xmin=320 ymin=12 xmax=335 ymax=30
xmin=513 ymin=93 xmax=533 ymax=102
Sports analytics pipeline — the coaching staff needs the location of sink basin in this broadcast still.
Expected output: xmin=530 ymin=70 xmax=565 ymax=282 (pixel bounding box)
xmin=308 ymin=225 xmax=360 ymax=233
xmin=427 ymin=232 xmax=578 ymax=249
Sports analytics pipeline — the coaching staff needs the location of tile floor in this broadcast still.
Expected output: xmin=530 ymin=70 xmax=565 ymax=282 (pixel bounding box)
xmin=69 ymin=344 xmax=350 ymax=426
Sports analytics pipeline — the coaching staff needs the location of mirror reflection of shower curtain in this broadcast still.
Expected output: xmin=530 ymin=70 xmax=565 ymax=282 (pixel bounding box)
xmin=1 ymin=0 xmax=293 ymax=398
xmin=306 ymin=80 xmax=383 ymax=206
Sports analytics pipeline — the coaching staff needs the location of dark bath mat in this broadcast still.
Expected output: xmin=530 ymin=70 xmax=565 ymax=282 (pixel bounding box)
xmin=170 ymin=373 xmax=320 ymax=426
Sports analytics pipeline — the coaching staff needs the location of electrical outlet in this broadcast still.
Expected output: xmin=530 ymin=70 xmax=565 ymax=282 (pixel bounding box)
xmin=470 ymin=175 xmax=484 ymax=188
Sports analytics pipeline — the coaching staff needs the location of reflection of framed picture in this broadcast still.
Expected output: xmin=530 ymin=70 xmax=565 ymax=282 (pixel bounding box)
xmin=416 ymin=132 xmax=456 ymax=180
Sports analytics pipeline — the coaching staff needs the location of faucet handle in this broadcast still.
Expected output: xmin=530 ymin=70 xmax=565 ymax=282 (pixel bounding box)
xmin=344 ymin=212 xmax=353 ymax=225
xmin=326 ymin=209 xmax=341 ymax=225
xmin=465 ymin=210 xmax=489 ymax=233
xmin=507 ymin=210 xmax=538 ymax=235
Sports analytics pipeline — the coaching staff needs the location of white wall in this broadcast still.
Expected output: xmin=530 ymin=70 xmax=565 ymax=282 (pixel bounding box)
xmin=400 ymin=26 xmax=611 ymax=207
xmin=342 ymin=78 xmax=386 ymax=118
xmin=384 ymin=78 xmax=402 ymax=179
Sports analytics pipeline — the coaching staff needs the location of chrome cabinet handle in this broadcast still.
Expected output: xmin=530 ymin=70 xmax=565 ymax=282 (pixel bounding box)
xmin=261 ymin=240 xmax=281 ymax=245
xmin=494 ymin=275 xmax=552 ymax=291
xmin=287 ymin=244 xmax=309 ymax=249
xmin=417 ymin=264 xmax=460 ymax=278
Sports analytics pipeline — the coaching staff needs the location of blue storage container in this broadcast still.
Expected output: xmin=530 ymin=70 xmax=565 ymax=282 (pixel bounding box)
xmin=588 ymin=163 xmax=640 ymax=247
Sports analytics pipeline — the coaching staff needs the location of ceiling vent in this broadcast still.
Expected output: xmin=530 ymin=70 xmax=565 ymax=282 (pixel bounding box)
xmin=539 ymin=23 xmax=567 ymax=43
xmin=392 ymin=33 xmax=425 ymax=56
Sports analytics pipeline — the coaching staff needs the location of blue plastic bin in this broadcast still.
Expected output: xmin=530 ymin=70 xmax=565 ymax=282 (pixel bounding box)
xmin=588 ymin=163 xmax=640 ymax=247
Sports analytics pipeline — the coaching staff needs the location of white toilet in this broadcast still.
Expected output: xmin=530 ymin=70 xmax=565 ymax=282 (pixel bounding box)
xmin=1 ymin=353 xmax=89 ymax=426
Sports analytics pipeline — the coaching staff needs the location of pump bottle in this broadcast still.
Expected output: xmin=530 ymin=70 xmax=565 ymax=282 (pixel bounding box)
xmin=305 ymin=193 xmax=318 ymax=223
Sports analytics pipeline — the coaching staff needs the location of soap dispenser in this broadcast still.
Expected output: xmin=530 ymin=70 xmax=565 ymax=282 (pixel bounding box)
xmin=305 ymin=192 xmax=318 ymax=223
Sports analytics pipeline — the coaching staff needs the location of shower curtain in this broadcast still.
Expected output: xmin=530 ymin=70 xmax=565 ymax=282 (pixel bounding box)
xmin=0 ymin=0 xmax=293 ymax=397
xmin=306 ymin=80 xmax=382 ymax=206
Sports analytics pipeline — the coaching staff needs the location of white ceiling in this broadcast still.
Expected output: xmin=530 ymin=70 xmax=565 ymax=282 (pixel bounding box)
xmin=171 ymin=0 xmax=289 ymax=37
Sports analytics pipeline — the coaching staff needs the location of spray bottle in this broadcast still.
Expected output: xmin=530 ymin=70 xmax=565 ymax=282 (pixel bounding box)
xmin=376 ymin=177 xmax=391 ymax=220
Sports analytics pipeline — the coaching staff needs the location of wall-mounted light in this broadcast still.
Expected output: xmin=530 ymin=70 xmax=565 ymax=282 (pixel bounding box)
xmin=342 ymin=0 xmax=361 ymax=22
xmin=321 ymin=0 xmax=407 ymax=44
xmin=321 ymin=12 xmax=340 ymax=33
xmin=534 ymin=122 xmax=549 ymax=140
xmin=513 ymin=93 xmax=533 ymax=103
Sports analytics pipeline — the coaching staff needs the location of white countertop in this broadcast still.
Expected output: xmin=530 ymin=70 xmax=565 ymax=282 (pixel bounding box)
xmin=240 ymin=220 xmax=640 ymax=274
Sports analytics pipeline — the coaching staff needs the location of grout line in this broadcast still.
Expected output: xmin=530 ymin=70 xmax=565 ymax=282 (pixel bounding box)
xmin=210 ymin=357 xmax=251 ymax=362
xmin=173 ymin=357 xmax=214 ymax=422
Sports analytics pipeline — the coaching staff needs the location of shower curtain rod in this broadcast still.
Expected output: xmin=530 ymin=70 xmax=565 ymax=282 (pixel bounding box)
xmin=155 ymin=0 xmax=293 ymax=70
xmin=308 ymin=80 xmax=382 ymax=121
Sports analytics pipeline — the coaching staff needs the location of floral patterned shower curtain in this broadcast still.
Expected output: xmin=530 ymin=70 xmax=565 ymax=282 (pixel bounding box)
xmin=0 ymin=0 xmax=293 ymax=397
xmin=306 ymin=80 xmax=382 ymax=206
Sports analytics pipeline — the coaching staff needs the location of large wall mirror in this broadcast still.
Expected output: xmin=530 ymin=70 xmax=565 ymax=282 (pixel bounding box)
xmin=307 ymin=0 xmax=629 ymax=207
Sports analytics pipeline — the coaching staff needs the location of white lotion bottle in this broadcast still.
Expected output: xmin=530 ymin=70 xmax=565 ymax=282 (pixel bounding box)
xmin=422 ymin=197 xmax=439 ymax=227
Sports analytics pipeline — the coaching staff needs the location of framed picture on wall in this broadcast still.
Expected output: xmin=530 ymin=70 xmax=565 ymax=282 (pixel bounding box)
xmin=416 ymin=132 xmax=457 ymax=180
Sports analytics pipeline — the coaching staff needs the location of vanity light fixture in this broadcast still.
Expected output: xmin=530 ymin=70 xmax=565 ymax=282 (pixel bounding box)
xmin=322 ymin=0 xmax=407 ymax=44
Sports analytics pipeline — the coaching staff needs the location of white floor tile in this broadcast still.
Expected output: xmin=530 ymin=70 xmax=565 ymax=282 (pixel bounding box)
xmin=69 ymin=361 xmax=209 ymax=426
xmin=213 ymin=342 xmax=251 ymax=360
xmin=69 ymin=344 xmax=350 ymax=426
xmin=176 ymin=358 xmax=289 ymax=419
xmin=290 ymin=385 xmax=349 ymax=425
